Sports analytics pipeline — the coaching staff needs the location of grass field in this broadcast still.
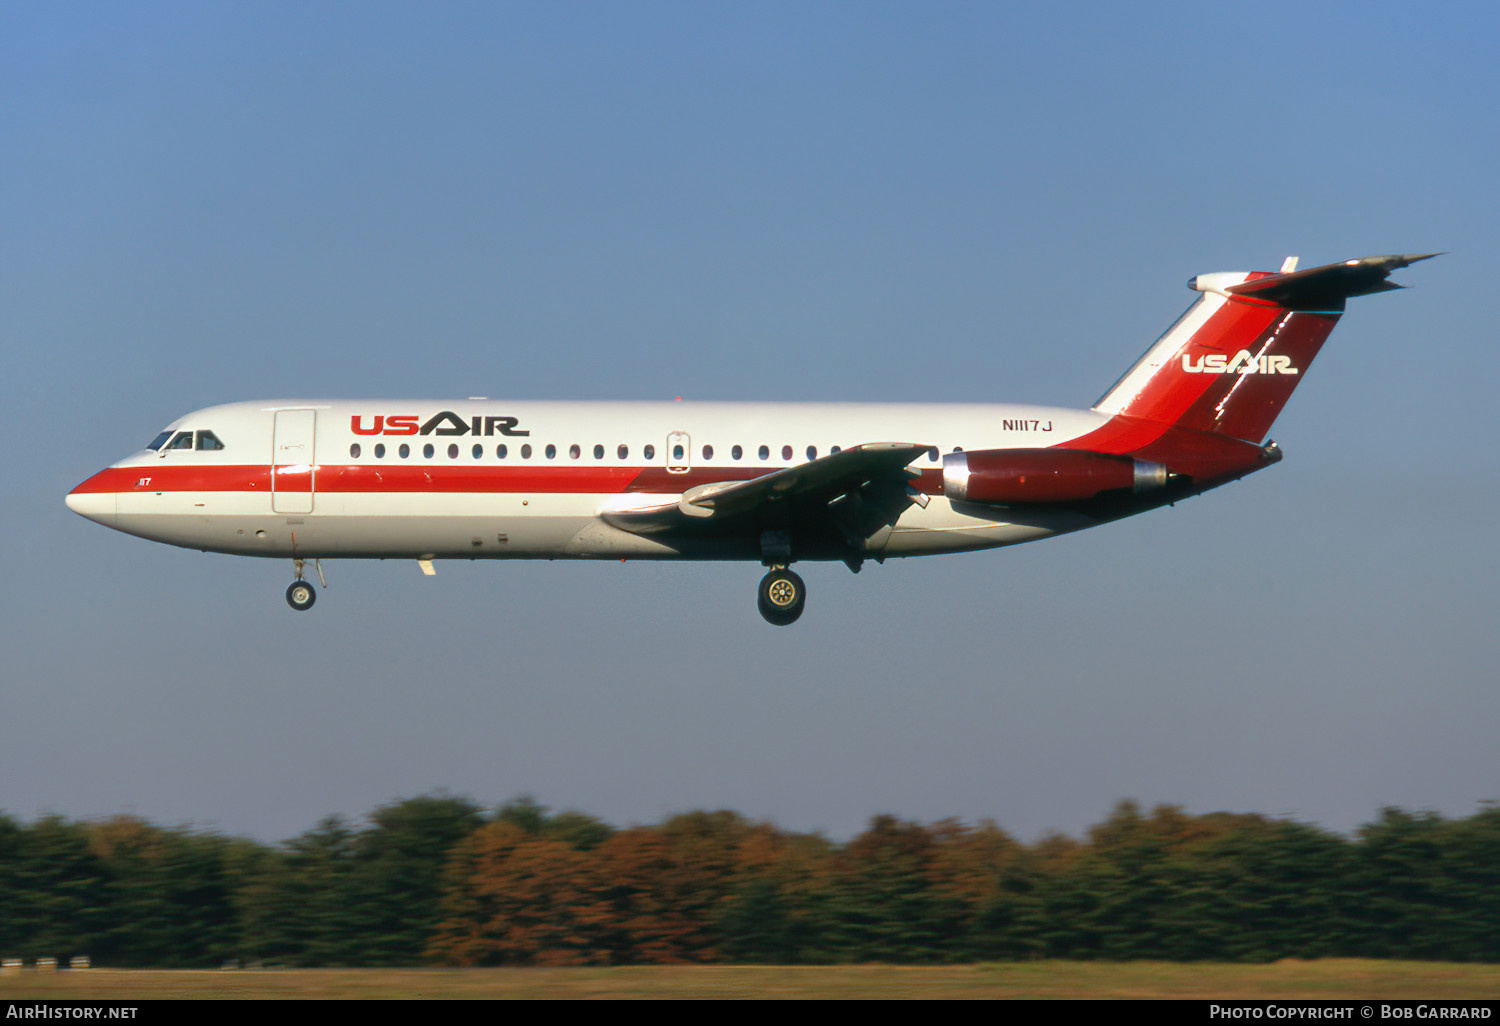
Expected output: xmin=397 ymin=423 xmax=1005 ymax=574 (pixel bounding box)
xmin=2 ymin=961 xmax=1499 ymax=999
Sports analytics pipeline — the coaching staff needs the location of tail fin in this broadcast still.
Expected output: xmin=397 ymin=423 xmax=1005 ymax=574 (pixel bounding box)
xmin=1092 ymin=253 xmax=1439 ymax=444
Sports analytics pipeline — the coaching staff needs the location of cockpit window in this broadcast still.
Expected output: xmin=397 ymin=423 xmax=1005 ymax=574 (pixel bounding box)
xmin=146 ymin=431 xmax=173 ymax=451
xmin=166 ymin=432 xmax=194 ymax=450
xmin=195 ymin=430 xmax=225 ymax=451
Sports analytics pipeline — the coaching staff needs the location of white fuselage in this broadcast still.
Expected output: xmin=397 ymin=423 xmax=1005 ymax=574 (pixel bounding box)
xmin=67 ymin=399 xmax=1115 ymax=562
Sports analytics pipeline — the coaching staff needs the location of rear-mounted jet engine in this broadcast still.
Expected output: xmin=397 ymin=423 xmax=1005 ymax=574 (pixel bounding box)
xmin=942 ymin=449 xmax=1171 ymax=505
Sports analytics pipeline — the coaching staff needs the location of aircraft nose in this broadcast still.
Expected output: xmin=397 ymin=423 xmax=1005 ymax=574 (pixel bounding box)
xmin=66 ymin=473 xmax=118 ymax=523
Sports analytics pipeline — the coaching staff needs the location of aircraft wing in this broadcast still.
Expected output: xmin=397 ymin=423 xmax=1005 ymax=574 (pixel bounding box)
xmin=603 ymin=442 xmax=933 ymax=547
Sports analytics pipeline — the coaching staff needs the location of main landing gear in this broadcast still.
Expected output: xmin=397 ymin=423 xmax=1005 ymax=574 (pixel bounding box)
xmin=285 ymin=558 xmax=324 ymax=612
xmin=757 ymin=567 xmax=806 ymax=626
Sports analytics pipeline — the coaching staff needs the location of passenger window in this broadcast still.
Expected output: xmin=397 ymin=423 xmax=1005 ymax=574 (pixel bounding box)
xmin=349 ymin=443 xmax=361 ymax=459
xmin=375 ymin=443 xmax=386 ymax=458
xmin=594 ymin=444 xmax=604 ymax=459
xmin=617 ymin=444 xmax=628 ymax=460
xmin=447 ymin=444 xmax=459 ymax=458
xmin=497 ymin=444 xmax=508 ymax=459
xmin=732 ymin=445 xmax=743 ymax=460
xmin=806 ymin=446 xmax=817 ymax=460
xmin=146 ymin=431 xmax=172 ymax=451
xmin=781 ymin=445 xmax=792 ymax=461
xmin=928 ymin=447 xmax=939 ymax=462
xmin=473 ymin=444 xmax=483 ymax=459
xmin=644 ymin=444 xmax=655 ymax=460
xmin=399 ymin=444 xmax=410 ymax=458
xmin=195 ymin=431 xmax=225 ymax=451
xmin=831 ymin=445 xmax=841 ymax=454
xmin=521 ymin=444 xmax=532 ymax=459
xmin=423 ymin=443 xmax=435 ymax=459
xmin=672 ymin=444 xmax=684 ymax=460
xmin=569 ymin=444 xmax=581 ymax=459
xmin=758 ymin=445 xmax=769 ymax=461
xmin=703 ymin=444 xmax=714 ymax=460
xmin=546 ymin=444 xmax=557 ymax=459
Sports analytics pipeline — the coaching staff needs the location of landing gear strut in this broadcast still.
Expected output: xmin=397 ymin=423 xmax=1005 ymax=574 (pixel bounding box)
xmin=285 ymin=558 xmax=322 ymax=612
xmin=757 ymin=568 xmax=806 ymax=626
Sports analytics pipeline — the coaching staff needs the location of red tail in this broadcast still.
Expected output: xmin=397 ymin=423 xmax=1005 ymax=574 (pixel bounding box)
xmin=1092 ymin=253 xmax=1437 ymax=444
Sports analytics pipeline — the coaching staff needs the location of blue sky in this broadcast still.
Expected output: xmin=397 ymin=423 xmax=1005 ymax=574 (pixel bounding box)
xmin=3 ymin=1 xmax=1496 ymax=843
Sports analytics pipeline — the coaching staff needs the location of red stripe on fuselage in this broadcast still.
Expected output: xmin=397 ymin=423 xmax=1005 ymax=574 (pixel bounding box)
xmin=70 ymin=465 xmax=273 ymax=494
xmin=320 ymin=464 xmax=644 ymax=494
xmin=71 ymin=439 xmax=1268 ymax=508
xmin=69 ymin=464 xmax=786 ymax=496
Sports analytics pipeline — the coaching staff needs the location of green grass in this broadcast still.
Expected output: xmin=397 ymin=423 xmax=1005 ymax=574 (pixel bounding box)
xmin=3 ymin=961 xmax=1499 ymax=1000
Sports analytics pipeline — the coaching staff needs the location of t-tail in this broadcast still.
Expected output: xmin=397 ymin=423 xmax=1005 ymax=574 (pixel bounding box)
xmin=1039 ymin=253 xmax=1439 ymax=507
xmin=1093 ymin=253 xmax=1440 ymax=444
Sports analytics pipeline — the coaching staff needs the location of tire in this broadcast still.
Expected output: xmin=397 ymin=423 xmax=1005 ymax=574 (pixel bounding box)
xmin=285 ymin=580 xmax=317 ymax=611
xmin=757 ymin=569 xmax=805 ymax=626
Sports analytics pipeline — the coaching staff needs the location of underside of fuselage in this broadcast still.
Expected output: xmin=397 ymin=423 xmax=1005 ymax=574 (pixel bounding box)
xmin=94 ymin=496 xmax=1103 ymax=562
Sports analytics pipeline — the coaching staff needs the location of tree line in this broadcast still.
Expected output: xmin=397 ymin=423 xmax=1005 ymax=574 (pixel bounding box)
xmin=1 ymin=796 xmax=1497 ymax=966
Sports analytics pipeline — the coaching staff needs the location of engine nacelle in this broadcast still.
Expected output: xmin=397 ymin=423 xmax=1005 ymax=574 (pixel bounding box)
xmin=943 ymin=448 xmax=1170 ymax=505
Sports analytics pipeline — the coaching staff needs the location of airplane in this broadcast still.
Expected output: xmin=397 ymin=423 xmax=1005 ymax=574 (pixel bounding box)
xmin=66 ymin=253 xmax=1436 ymax=625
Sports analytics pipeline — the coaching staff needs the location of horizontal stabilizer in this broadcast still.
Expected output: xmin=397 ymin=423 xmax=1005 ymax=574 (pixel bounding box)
xmin=1224 ymin=253 xmax=1442 ymax=311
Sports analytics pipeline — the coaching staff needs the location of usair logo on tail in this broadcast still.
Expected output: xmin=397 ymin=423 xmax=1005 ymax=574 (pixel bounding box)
xmin=1181 ymin=351 xmax=1299 ymax=375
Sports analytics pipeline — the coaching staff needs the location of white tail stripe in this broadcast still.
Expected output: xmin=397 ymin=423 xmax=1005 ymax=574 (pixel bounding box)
xmin=1093 ymin=292 xmax=1225 ymax=415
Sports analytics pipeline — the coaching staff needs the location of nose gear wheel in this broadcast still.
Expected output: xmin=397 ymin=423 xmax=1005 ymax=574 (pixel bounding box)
xmin=286 ymin=580 xmax=316 ymax=611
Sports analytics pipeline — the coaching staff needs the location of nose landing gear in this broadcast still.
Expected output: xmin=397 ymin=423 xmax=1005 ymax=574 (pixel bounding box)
xmin=285 ymin=558 xmax=324 ymax=612
xmin=286 ymin=579 xmax=316 ymax=611
xmin=757 ymin=568 xmax=806 ymax=626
